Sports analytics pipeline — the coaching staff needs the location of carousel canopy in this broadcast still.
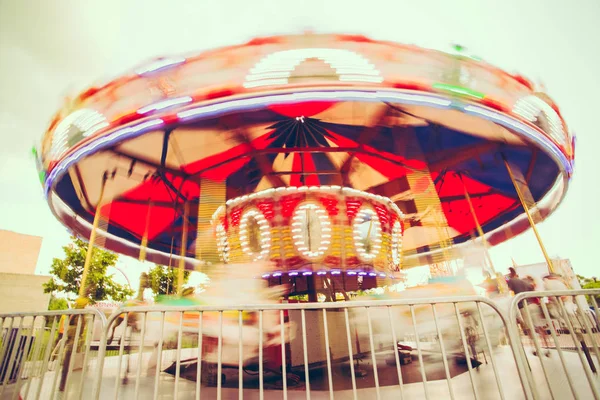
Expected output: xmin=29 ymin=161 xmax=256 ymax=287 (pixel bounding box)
xmin=36 ymin=34 xmax=574 ymax=268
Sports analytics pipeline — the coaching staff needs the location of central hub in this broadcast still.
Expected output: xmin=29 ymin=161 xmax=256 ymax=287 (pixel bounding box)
xmin=211 ymin=186 xmax=404 ymax=277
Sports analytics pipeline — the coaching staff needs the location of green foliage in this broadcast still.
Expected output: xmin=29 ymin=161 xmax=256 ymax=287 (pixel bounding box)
xmin=582 ymin=281 xmax=600 ymax=289
xmin=288 ymin=294 xmax=309 ymax=302
xmin=147 ymin=265 xmax=190 ymax=297
xmin=47 ymin=296 xmax=69 ymax=311
xmin=577 ymin=274 xmax=590 ymax=285
xmin=46 ymin=296 xmax=69 ymax=328
xmin=582 ymin=280 xmax=600 ymax=307
xmin=43 ymin=236 xmax=134 ymax=302
xmin=577 ymin=275 xmax=600 ymax=306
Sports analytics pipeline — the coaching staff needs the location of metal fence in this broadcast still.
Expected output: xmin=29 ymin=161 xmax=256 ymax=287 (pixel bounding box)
xmin=1 ymin=290 xmax=599 ymax=399
xmin=0 ymin=309 xmax=106 ymax=400
xmin=509 ymin=289 xmax=600 ymax=400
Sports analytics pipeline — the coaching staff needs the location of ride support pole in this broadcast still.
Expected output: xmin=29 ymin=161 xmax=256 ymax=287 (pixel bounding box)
xmin=503 ymin=157 xmax=555 ymax=273
xmin=177 ymin=203 xmax=189 ymax=296
xmin=79 ymin=173 xmax=107 ymax=298
xmin=139 ymin=200 xmax=153 ymax=262
xmin=459 ymin=174 xmax=498 ymax=276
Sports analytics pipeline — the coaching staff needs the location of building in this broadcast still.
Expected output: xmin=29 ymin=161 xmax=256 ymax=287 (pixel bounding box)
xmin=515 ymin=258 xmax=579 ymax=288
xmin=0 ymin=230 xmax=51 ymax=320
xmin=515 ymin=258 xmax=588 ymax=310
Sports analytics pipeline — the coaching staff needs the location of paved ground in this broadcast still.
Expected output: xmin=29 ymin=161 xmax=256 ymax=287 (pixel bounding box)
xmin=11 ymin=345 xmax=600 ymax=399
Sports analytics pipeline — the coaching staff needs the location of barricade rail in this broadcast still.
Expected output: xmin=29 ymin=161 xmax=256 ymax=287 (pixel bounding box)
xmin=0 ymin=290 xmax=597 ymax=399
xmin=0 ymin=309 xmax=105 ymax=400
xmin=509 ymin=289 xmax=600 ymax=400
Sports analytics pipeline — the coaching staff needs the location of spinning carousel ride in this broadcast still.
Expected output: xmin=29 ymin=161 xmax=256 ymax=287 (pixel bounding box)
xmin=34 ymin=33 xmax=574 ymax=298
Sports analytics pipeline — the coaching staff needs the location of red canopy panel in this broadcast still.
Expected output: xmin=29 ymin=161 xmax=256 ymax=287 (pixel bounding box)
xmin=435 ymin=172 xmax=517 ymax=235
xmin=52 ymin=100 xmax=562 ymax=260
xmin=102 ymin=201 xmax=178 ymax=240
xmin=41 ymin=34 xmax=572 ymax=266
xmin=325 ymin=130 xmax=412 ymax=180
xmin=182 ymin=130 xmax=276 ymax=178
xmin=268 ymin=101 xmax=336 ymax=117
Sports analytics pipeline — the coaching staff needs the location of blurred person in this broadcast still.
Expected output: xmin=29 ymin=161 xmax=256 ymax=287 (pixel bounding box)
xmin=523 ymin=277 xmax=551 ymax=355
xmin=351 ymin=273 xmax=507 ymax=361
xmin=482 ymin=271 xmax=500 ymax=298
xmin=107 ymin=272 xmax=151 ymax=344
xmin=150 ymin=262 xmax=295 ymax=368
xmin=543 ymin=273 xmax=570 ymax=299
xmin=105 ymin=272 xmax=157 ymax=384
xmin=543 ymin=273 xmax=578 ymax=329
xmin=506 ymin=267 xmax=531 ymax=297
xmin=496 ymin=272 xmax=510 ymax=294
xmin=506 ymin=268 xmax=549 ymax=356
xmin=59 ymin=297 xmax=91 ymax=392
xmin=522 ymin=275 xmax=536 ymax=288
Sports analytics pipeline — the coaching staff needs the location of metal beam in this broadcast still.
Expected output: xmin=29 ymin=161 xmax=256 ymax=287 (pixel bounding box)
xmin=339 ymin=105 xmax=392 ymax=186
xmin=109 ymin=148 xmax=188 ymax=178
xmin=229 ymin=129 xmax=287 ymax=189
xmin=188 ymin=146 xmax=417 ymax=180
xmin=525 ymin=148 xmax=538 ymax=183
xmin=270 ymin=170 xmax=340 ymax=176
xmin=437 ymin=191 xmax=499 ymax=203
xmin=503 ymin=155 xmax=555 ymax=273
xmin=188 ymin=140 xmax=492 ymax=184
xmin=160 ymin=129 xmax=172 ymax=167
xmin=427 ymin=142 xmax=498 ymax=172
xmin=111 ymin=198 xmax=188 ymax=207
xmin=73 ymin=164 xmax=93 ymax=211
xmin=368 ymin=142 xmax=499 ymax=200
xmin=157 ymin=173 xmax=188 ymax=203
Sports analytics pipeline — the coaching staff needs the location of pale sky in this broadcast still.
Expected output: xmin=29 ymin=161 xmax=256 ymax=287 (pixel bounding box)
xmin=1 ymin=0 xmax=599 ymax=288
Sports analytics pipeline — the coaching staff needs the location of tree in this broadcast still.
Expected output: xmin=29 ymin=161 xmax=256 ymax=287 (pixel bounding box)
xmin=46 ymin=296 xmax=69 ymax=328
xmin=147 ymin=265 xmax=190 ymax=297
xmin=48 ymin=295 xmax=69 ymax=311
xmin=582 ymin=280 xmax=600 ymax=307
xmin=578 ymin=274 xmax=591 ymax=286
xmin=43 ymin=236 xmax=134 ymax=302
xmin=577 ymin=275 xmax=600 ymax=306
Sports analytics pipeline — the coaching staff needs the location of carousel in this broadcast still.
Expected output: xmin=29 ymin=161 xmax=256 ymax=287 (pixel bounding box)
xmin=34 ymin=33 xmax=574 ymax=390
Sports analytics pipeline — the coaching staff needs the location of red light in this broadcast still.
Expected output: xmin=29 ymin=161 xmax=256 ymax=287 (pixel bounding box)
xmin=345 ymin=256 xmax=360 ymax=266
xmin=205 ymin=88 xmax=236 ymax=100
xmin=113 ymin=112 xmax=144 ymax=125
xmin=279 ymin=195 xmax=302 ymax=219
xmin=318 ymin=196 xmax=339 ymax=216
xmin=78 ymin=86 xmax=101 ymax=101
xmin=373 ymin=204 xmax=390 ymax=232
xmin=219 ymin=215 xmax=229 ymax=232
xmin=511 ymin=74 xmax=534 ymax=91
xmin=393 ymin=81 xmax=430 ymax=92
xmin=345 ymin=199 xmax=362 ymax=221
xmin=257 ymin=200 xmax=276 ymax=220
xmin=481 ymin=96 xmax=510 ymax=113
xmin=230 ymin=207 xmax=243 ymax=227
xmin=161 ymin=114 xmax=180 ymax=125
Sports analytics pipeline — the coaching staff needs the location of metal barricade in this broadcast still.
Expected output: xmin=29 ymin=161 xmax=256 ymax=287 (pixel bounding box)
xmin=88 ymin=297 xmax=533 ymax=400
xmin=0 ymin=309 xmax=106 ymax=400
xmin=11 ymin=292 xmax=600 ymax=399
xmin=508 ymin=289 xmax=600 ymax=400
